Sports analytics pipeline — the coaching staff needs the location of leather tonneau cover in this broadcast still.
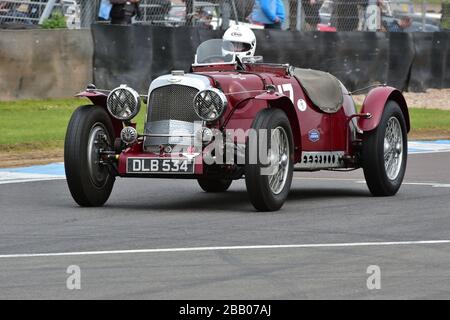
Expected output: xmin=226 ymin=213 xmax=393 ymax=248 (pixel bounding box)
xmin=292 ymin=68 xmax=343 ymax=113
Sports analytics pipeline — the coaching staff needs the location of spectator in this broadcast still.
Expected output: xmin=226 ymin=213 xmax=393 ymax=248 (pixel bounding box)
xmin=331 ymin=0 xmax=368 ymax=31
xmin=109 ymin=0 xmax=141 ymax=25
xmin=251 ymin=0 xmax=285 ymax=29
xmin=184 ymin=0 xmax=194 ymax=25
xmin=219 ymin=0 xmax=231 ymax=30
xmin=98 ymin=0 xmax=112 ymax=21
xmin=288 ymin=0 xmax=298 ymax=30
xmin=383 ymin=16 xmax=412 ymax=32
xmin=0 ymin=2 xmax=9 ymax=14
xmin=193 ymin=6 xmax=214 ymax=29
xmin=301 ymin=0 xmax=321 ymax=31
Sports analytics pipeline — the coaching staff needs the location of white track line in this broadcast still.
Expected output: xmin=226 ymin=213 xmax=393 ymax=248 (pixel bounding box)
xmin=1 ymin=240 xmax=450 ymax=259
xmin=403 ymin=182 xmax=450 ymax=188
xmin=353 ymin=180 xmax=450 ymax=188
xmin=294 ymin=177 xmax=450 ymax=188
xmin=0 ymin=172 xmax=65 ymax=185
xmin=293 ymin=177 xmax=361 ymax=181
xmin=0 ymin=177 xmax=65 ymax=185
xmin=410 ymin=150 xmax=450 ymax=154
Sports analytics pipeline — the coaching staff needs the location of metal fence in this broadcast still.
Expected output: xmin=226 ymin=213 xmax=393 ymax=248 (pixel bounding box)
xmin=0 ymin=0 xmax=84 ymax=27
xmin=0 ymin=0 xmax=448 ymax=32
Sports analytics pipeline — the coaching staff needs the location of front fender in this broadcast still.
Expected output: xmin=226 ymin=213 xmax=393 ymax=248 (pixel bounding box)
xmin=75 ymin=90 xmax=123 ymax=137
xmin=255 ymin=92 xmax=302 ymax=161
xmin=76 ymin=90 xmax=109 ymax=106
xmin=359 ymin=87 xmax=410 ymax=133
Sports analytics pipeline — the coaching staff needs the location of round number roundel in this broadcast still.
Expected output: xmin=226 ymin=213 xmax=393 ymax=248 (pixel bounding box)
xmin=297 ymin=99 xmax=307 ymax=112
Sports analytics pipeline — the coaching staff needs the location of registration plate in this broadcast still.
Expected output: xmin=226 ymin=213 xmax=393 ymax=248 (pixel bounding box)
xmin=127 ymin=158 xmax=194 ymax=174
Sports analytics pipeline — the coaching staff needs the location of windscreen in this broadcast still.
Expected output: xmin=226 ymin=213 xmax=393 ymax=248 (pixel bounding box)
xmin=195 ymin=39 xmax=236 ymax=65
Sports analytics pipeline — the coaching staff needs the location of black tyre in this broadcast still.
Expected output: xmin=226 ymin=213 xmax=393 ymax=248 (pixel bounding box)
xmin=197 ymin=179 xmax=232 ymax=192
xmin=65 ymin=105 xmax=116 ymax=207
xmin=245 ymin=109 xmax=294 ymax=212
xmin=362 ymin=101 xmax=408 ymax=196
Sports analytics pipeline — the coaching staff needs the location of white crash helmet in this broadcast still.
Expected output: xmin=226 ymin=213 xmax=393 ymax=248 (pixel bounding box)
xmin=222 ymin=25 xmax=256 ymax=60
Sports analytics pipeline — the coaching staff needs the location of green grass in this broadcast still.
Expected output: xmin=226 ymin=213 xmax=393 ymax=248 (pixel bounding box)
xmin=410 ymin=108 xmax=450 ymax=130
xmin=0 ymin=98 xmax=78 ymax=151
xmin=0 ymin=99 xmax=449 ymax=153
xmin=0 ymin=98 xmax=147 ymax=152
xmin=412 ymin=0 xmax=448 ymax=5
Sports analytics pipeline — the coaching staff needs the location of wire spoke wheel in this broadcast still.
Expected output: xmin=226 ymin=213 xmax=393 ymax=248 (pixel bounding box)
xmin=362 ymin=101 xmax=408 ymax=197
xmin=245 ymin=109 xmax=294 ymax=212
xmin=383 ymin=117 xmax=403 ymax=181
xmin=267 ymin=127 xmax=290 ymax=195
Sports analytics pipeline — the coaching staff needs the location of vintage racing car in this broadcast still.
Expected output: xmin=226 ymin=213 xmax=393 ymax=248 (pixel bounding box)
xmin=65 ymin=27 xmax=409 ymax=212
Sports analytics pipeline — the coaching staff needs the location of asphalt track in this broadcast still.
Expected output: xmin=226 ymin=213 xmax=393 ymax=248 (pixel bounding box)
xmin=0 ymin=143 xmax=450 ymax=299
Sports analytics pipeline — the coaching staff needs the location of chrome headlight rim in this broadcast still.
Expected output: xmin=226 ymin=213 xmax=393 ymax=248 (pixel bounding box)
xmin=120 ymin=126 xmax=138 ymax=145
xmin=193 ymin=88 xmax=228 ymax=122
xmin=107 ymin=85 xmax=141 ymax=121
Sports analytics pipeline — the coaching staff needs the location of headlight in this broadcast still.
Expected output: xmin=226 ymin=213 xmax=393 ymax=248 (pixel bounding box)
xmin=107 ymin=85 xmax=141 ymax=121
xmin=194 ymin=88 xmax=227 ymax=122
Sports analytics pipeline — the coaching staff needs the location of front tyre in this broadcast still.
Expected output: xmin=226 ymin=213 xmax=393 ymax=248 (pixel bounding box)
xmin=197 ymin=179 xmax=232 ymax=192
xmin=362 ymin=101 xmax=408 ymax=196
xmin=245 ymin=109 xmax=294 ymax=212
xmin=65 ymin=105 xmax=116 ymax=207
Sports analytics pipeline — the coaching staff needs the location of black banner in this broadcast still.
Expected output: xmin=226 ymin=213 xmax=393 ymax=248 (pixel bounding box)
xmin=92 ymin=24 xmax=221 ymax=93
xmin=92 ymin=24 xmax=450 ymax=93
xmin=255 ymin=30 xmax=391 ymax=90
xmin=408 ymin=32 xmax=450 ymax=92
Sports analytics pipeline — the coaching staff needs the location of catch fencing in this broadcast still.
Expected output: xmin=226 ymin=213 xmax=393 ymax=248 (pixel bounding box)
xmin=1 ymin=26 xmax=449 ymax=100
xmin=92 ymin=24 xmax=450 ymax=93
xmin=0 ymin=0 xmax=448 ymax=32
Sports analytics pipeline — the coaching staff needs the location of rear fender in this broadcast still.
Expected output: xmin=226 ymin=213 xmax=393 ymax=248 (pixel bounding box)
xmin=255 ymin=92 xmax=302 ymax=161
xmin=359 ymin=87 xmax=410 ymax=133
xmin=76 ymin=90 xmax=123 ymax=137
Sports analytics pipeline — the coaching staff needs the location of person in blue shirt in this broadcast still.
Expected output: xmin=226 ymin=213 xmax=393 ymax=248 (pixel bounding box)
xmin=251 ymin=0 xmax=286 ymax=29
xmin=383 ymin=16 xmax=412 ymax=32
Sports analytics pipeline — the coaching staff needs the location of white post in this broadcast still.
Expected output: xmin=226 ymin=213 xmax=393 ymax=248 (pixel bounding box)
xmin=421 ymin=0 xmax=427 ymax=31
xmin=39 ymin=0 xmax=57 ymax=25
xmin=282 ymin=0 xmax=289 ymax=30
xmin=297 ymin=0 xmax=303 ymax=31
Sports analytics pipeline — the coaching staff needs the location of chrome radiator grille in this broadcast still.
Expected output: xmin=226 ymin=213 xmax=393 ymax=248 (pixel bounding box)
xmin=147 ymin=85 xmax=199 ymax=123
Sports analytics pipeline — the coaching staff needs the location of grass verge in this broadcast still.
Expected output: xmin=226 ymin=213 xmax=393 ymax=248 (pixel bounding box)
xmin=0 ymin=98 xmax=146 ymax=153
xmin=0 ymin=98 xmax=449 ymax=167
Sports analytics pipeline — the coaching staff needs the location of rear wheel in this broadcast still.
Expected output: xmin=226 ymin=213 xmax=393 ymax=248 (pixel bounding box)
xmin=362 ymin=101 xmax=408 ymax=196
xmin=245 ymin=109 xmax=294 ymax=212
xmin=65 ymin=105 xmax=116 ymax=207
xmin=197 ymin=179 xmax=232 ymax=193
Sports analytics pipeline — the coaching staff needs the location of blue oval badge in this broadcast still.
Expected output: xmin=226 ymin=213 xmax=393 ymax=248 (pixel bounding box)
xmin=308 ymin=129 xmax=320 ymax=142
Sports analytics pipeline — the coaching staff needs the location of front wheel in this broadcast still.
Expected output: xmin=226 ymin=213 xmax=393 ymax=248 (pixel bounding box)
xmin=362 ymin=101 xmax=408 ymax=196
xmin=245 ymin=109 xmax=294 ymax=212
xmin=64 ymin=105 xmax=116 ymax=207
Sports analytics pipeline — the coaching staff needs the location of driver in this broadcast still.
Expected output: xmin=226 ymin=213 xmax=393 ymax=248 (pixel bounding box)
xmin=222 ymin=25 xmax=257 ymax=60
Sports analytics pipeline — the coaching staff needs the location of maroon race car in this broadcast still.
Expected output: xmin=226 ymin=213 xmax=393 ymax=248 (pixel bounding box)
xmin=65 ymin=37 xmax=410 ymax=212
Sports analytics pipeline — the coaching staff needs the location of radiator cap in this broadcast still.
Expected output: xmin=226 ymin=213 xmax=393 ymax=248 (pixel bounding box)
xmin=171 ymin=70 xmax=185 ymax=76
